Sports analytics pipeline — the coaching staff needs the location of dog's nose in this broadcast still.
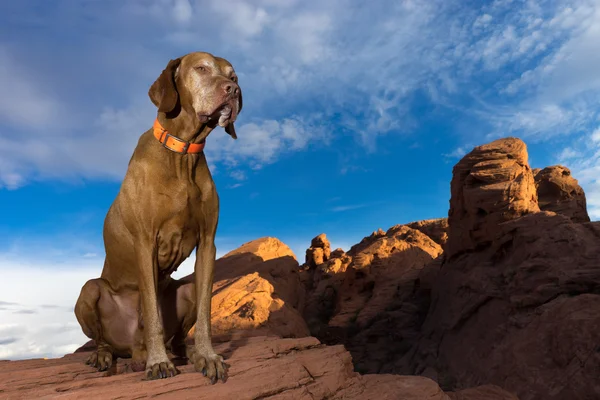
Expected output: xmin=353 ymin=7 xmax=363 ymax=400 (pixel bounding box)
xmin=222 ymin=82 xmax=240 ymax=96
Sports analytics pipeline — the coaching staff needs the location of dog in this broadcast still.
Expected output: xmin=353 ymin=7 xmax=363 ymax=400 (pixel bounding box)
xmin=74 ymin=52 xmax=242 ymax=383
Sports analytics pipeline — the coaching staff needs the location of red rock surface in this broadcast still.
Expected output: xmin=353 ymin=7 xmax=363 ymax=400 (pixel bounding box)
xmin=445 ymin=137 xmax=539 ymax=259
xmin=0 ymin=336 xmax=515 ymax=399
xmin=186 ymin=237 xmax=309 ymax=341
xmin=533 ymin=165 xmax=590 ymax=223
xmin=301 ymin=226 xmax=443 ymax=375
xmin=406 ymin=218 xmax=449 ymax=246
xmin=408 ymin=138 xmax=600 ymax=400
xmin=410 ymin=213 xmax=600 ymax=399
xmin=305 ymin=233 xmax=332 ymax=268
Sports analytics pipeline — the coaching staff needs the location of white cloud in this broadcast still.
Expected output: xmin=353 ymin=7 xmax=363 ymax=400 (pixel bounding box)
xmin=229 ymin=170 xmax=247 ymax=181
xmin=208 ymin=0 xmax=271 ymax=40
xmin=173 ymin=0 xmax=193 ymax=24
xmin=0 ymin=101 xmax=154 ymax=188
xmin=558 ymin=147 xmax=580 ymax=161
xmin=591 ymin=127 xmax=600 ymax=142
xmin=205 ymin=116 xmax=326 ymax=169
xmin=477 ymin=1 xmax=600 ymax=139
xmin=0 ymin=257 xmax=100 ymax=360
xmin=443 ymin=145 xmax=472 ymax=159
xmin=0 ymin=46 xmax=65 ymax=130
xmin=331 ymin=204 xmax=367 ymax=212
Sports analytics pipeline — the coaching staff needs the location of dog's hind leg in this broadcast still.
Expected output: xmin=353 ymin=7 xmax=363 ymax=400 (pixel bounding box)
xmin=74 ymin=278 xmax=115 ymax=371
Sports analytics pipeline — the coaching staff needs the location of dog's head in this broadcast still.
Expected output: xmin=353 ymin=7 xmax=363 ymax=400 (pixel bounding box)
xmin=148 ymin=52 xmax=242 ymax=139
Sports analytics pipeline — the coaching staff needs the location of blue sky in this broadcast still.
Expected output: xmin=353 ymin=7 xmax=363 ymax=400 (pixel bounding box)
xmin=1 ymin=0 xmax=600 ymax=359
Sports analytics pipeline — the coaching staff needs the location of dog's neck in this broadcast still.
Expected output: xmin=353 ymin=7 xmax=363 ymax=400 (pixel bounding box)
xmin=156 ymin=108 xmax=215 ymax=144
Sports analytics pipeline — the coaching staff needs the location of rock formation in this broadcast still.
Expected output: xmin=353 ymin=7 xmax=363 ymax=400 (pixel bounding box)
xmin=300 ymin=234 xmax=352 ymax=341
xmin=301 ymin=225 xmax=443 ymax=375
xmin=406 ymin=218 xmax=449 ymax=246
xmin=445 ymin=137 xmax=540 ymax=258
xmin=408 ymin=138 xmax=600 ymax=400
xmin=533 ymin=165 xmax=590 ymax=223
xmin=187 ymin=237 xmax=309 ymax=341
xmin=305 ymin=233 xmax=332 ymax=268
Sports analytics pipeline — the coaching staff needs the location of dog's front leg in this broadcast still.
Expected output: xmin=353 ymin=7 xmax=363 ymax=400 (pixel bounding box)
xmin=188 ymin=205 xmax=228 ymax=384
xmin=136 ymin=245 xmax=179 ymax=380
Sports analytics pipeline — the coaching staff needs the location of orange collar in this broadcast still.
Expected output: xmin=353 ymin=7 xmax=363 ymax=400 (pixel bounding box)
xmin=153 ymin=119 xmax=206 ymax=154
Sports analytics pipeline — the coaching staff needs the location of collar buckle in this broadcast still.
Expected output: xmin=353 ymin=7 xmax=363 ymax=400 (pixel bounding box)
xmin=161 ymin=132 xmax=191 ymax=154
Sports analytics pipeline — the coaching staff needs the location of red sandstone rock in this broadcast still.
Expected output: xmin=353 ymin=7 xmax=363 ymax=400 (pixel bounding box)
xmin=445 ymin=137 xmax=540 ymax=258
xmin=408 ymin=137 xmax=600 ymax=400
xmin=186 ymin=237 xmax=309 ymax=341
xmin=0 ymin=336 xmax=515 ymax=399
xmin=406 ymin=218 xmax=449 ymax=246
xmin=533 ymin=165 xmax=590 ymax=223
xmin=412 ymin=213 xmax=600 ymax=399
xmin=305 ymin=233 xmax=332 ymax=268
xmin=301 ymin=224 xmax=443 ymax=375
xmin=447 ymin=384 xmax=519 ymax=400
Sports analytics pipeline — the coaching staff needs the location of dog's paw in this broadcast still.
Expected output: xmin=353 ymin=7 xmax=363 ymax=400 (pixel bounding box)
xmin=187 ymin=347 xmax=229 ymax=384
xmin=85 ymin=349 xmax=113 ymax=372
xmin=144 ymin=359 xmax=180 ymax=380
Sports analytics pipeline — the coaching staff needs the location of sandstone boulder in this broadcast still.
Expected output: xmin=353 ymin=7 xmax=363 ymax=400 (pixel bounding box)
xmin=406 ymin=218 xmax=449 ymax=246
xmin=445 ymin=137 xmax=539 ymax=258
xmin=533 ymin=165 xmax=590 ymax=223
xmin=186 ymin=237 xmax=309 ymax=341
xmin=305 ymin=233 xmax=332 ymax=268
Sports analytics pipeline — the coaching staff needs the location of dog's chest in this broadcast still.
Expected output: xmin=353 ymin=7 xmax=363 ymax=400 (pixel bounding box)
xmin=156 ymin=217 xmax=199 ymax=276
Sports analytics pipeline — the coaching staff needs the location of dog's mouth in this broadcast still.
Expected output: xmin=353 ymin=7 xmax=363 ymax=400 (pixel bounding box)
xmin=198 ymin=99 xmax=239 ymax=127
xmin=215 ymin=104 xmax=233 ymax=127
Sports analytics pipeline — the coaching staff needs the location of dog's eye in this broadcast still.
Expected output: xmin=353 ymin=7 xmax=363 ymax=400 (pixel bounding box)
xmin=196 ymin=66 xmax=206 ymax=72
xmin=231 ymin=75 xmax=238 ymax=82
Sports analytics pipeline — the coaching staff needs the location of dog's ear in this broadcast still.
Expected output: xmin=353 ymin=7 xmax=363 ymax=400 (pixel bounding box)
xmin=148 ymin=58 xmax=182 ymax=113
xmin=224 ymin=87 xmax=242 ymax=139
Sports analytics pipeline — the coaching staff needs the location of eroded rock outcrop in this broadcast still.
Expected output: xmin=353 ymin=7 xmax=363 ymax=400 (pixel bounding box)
xmin=445 ymin=137 xmax=539 ymax=258
xmin=186 ymin=237 xmax=309 ymax=341
xmin=305 ymin=233 xmax=332 ymax=268
xmin=409 ymin=138 xmax=600 ymax=400
xmin=533 ymin=165 xmax=590 ymax=223
xmin=302 ymin=225 xmax=443 ymax=375
xmin=406 ymin=218 xmax=449 ymax=246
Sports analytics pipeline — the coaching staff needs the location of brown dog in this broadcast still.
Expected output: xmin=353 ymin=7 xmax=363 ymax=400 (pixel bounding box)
xmin=74 ymin=52 xmax=242 ymax=382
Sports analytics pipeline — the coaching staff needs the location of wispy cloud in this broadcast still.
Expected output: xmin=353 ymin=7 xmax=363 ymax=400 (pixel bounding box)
xmin=229 ymin=170 xmax=248 ymax=181
xmin=0 ymin=46 xmax=65 ymax=131
xmin=330 ymin=204 xmax=368 ymax=213
xmin=206 ymin=117 xmax=328 ymax=169
xmin=443 ymin=145 xmax=472 ymax=159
